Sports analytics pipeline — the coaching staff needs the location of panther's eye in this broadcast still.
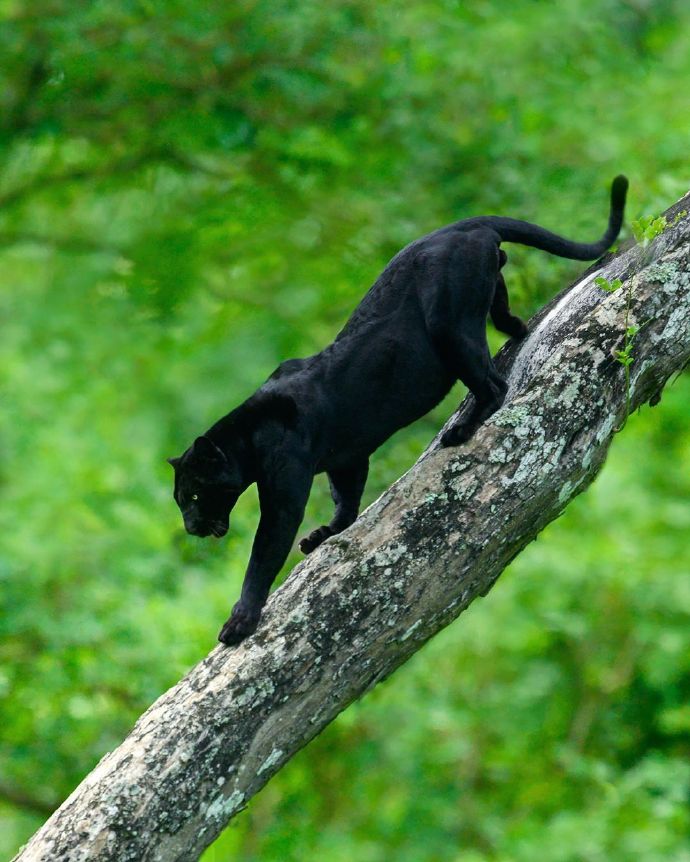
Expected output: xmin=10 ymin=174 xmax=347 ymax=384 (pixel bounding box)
xmin=191 ymin=494 xmax=198 ymax=501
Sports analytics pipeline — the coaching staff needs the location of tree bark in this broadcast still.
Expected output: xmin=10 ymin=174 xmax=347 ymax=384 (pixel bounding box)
xmin=13 ymin=190 xmax=690 ymax=862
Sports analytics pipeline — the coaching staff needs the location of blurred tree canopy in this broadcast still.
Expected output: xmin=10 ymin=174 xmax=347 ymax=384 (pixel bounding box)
xmin=1 ymin=1 xmax=689 ymax=859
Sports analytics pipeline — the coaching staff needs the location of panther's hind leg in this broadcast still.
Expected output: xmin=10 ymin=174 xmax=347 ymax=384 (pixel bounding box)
xmin=440 ymin=330 xmax=508 ymax=447
xmin=490 ymin=271 xmax=528 ymax=340
xmin=421 ymin=229 xmax=510 ymax=446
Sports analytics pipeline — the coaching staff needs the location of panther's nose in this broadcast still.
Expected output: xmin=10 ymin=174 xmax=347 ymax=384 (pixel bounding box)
xmin=184 ymin=519 xmax=210 ymax=537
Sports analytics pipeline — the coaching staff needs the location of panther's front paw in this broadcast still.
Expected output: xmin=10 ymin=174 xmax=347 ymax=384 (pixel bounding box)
xmin=218 ymin=601 xmax=261 ymax=646
xmin=299 ymin=525 xmax=334 ymax=554
xmin=440 ymin=421 xmax=473 ymax=447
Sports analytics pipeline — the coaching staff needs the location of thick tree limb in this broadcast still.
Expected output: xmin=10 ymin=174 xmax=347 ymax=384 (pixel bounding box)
xmin=13 ymin=191 xmax=690 ymax=862
xmin=0 ymin=780 xmax=57 ymax=818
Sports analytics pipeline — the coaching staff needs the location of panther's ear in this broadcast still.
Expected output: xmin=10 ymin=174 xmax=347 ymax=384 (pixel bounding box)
xmin=191 ymin=436 xmax=227 ymax=463
xmin=167 ymin=456 xmax=181 ymax=469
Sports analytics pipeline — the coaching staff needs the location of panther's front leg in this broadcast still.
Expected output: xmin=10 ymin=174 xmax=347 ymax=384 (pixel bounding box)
xmin=219 ymin=452 xmax=313 ymax=646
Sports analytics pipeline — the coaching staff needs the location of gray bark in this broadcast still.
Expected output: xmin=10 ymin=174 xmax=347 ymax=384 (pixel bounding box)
xmin=13 ymin=190 xmax=690 ymax=862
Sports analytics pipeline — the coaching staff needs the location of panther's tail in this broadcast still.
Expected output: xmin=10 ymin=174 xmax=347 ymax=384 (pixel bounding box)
xmin=461 ymin=175 xmax=628 ymax=261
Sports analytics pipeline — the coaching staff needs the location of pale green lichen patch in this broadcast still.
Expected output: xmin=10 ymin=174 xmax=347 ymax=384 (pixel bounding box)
xmin=424 ymin=491 xmax=448 ymax=505
xmin=257 ymin=747 xmax=284 ymax=775
xmin=449 ymin=475 xmax=479 ymax=501
xmin=488 ymin=446 xmax=513 ymax=465
xmin=448 ymin=458 xmax=472 ymax=474
xmin=645 ymin=261 xmax=679 ymax=283
xmin=596 ymin=412 xmax=619 ymax=444
xmin=205 ymin=790 xmax=245 ymax=821
xmin=233 ymin=685 xmax=257 ymax=708
xmin=557 ymin=479 xmax=578 ymax=506
xmin=493 ymin=404 xmax=531 ymax=428
xmin=400 ymin=619 xmax=422 ymax=641
xmin=558 ymin=376 xmax=583 ymax=409
xmin=372 ymin=543 xmax=408 ymax=567
xmin=595 ymin=297 xmax=627 ymax=329
xmin=542 ymin=439 xmax=566 ymax=468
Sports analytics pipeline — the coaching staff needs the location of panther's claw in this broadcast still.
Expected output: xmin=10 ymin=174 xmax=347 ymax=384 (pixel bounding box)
xmin=299 ymin=525 xmax=334 ymax=554
xmin=218 ymin=602 xmax=261 ymax=646
xmin=440 ymin=422 xmax=473 ymax=447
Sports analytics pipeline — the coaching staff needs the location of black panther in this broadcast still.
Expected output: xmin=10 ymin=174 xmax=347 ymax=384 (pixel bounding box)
xmin=169 ymin=175 xmax=627 ymax=645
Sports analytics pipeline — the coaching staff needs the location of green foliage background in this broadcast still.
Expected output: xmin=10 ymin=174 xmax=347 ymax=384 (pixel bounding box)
xmin=1 ymin=1 xmax=689 ymax=859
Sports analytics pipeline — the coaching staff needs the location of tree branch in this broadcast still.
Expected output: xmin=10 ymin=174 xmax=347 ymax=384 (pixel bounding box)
xmin=0 ymin=231 xmax=123 ymax=255
xmin=0 ymin=781 xmax=57 ymax=818
xmin=12 ymin=190 xmax=690 ymax=862
xmin=0 ymin=151 xmax=165 ymax=210
xmin=0 ymin=146 xmax=238 ymax=211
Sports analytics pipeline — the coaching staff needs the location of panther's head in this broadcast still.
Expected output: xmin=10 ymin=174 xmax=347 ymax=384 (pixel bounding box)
xmin=168 ymin=436 xmax=244 ymax=538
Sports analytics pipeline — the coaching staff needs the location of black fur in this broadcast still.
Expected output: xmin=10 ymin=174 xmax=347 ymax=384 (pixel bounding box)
xmin=169 ymin=175 xmax=627 ymax=645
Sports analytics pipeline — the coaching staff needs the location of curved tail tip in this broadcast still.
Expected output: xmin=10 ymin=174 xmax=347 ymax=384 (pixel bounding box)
xmin=611 ymin=174 xmax=629 ymax=208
